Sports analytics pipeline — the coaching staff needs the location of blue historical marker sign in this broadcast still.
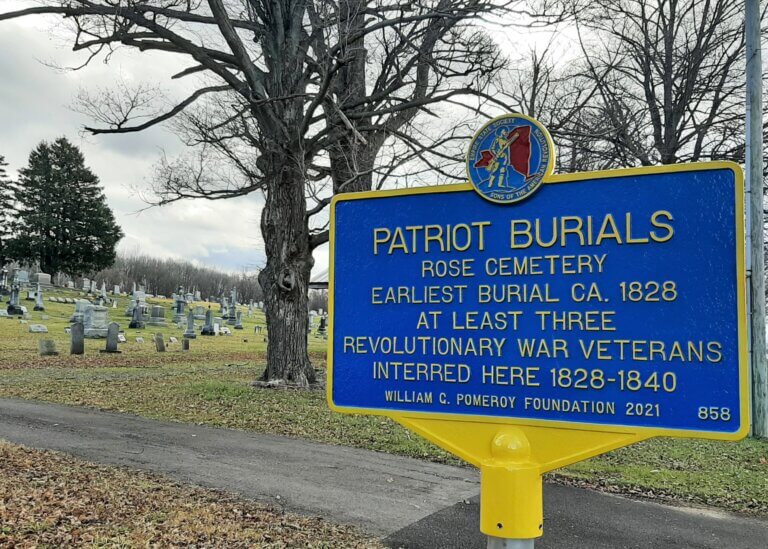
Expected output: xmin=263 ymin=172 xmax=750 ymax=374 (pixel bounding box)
xmin=328 ymin=163 xmax=748 ymax=438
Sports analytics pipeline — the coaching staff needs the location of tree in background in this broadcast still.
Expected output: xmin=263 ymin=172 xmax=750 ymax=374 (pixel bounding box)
xmin=8 ymin=138 xmax=123 ymax=276
xmin=477 ymin=0 xmax=749 ymax=173
xmin=0 ymin=155 xmax=14 ymax=269
xmin=0 ymin=0 xmax=546 ymax=386
xmin=573 ymin=0 xmax=746 ymax=167
xmin=94 ymin=253 xmax=264 ymax=303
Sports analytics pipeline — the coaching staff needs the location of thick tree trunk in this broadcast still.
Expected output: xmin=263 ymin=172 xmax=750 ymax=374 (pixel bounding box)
xmin=258 ymin=151 xmax=316 ymax=387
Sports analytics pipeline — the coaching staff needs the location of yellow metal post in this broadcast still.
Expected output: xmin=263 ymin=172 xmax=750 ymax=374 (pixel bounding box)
xmin=480 ymin=429 xmax=543 ymax=542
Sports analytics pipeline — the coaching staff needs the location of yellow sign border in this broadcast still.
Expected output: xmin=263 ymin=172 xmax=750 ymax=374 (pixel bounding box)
xmin=327 ymin=161 xmax=749 ymax=442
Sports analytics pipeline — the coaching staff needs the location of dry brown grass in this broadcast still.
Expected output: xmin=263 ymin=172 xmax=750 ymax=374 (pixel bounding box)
xmin=0 ymin=441 xmax=382 ymax=548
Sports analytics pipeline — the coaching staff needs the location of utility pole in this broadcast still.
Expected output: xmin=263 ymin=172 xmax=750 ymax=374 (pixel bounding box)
xmin=746 ymin=0 xmax=768 ymax=438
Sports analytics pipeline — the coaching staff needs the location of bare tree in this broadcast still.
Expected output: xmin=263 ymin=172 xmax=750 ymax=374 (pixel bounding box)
xmin=570 ymin=0 xmax=748 ymax=167
xmin=477 ymin=43 xmax=616 ymax=172
xmin=1 ymin=0 xmax=558 ymax=386
xmin=93 ymin=253 xmax=264 ymax=303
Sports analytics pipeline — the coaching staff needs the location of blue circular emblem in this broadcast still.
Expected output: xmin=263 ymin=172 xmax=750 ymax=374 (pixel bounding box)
xmin=466 ymin=114 xmax=554 ymax=204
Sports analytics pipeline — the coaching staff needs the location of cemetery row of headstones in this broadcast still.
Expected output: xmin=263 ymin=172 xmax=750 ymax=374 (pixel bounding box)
xmin=3 ymin=277 xmax=266 ymax=356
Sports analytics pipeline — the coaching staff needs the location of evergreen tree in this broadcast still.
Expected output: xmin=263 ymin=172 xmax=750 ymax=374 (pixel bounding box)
xmin=0 ymin=155 xmax=14 ymax=269
xmin=9 ymin=138 xmax=123 ymax=275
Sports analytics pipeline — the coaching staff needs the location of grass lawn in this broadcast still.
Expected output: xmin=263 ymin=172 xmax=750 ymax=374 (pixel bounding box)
xmin=0 ymin=288 xmax=328 ymax=370
xmin=0 ymin=441 xmax=379 ymax=547
xmin=1 ymin=288 xmax=767 ymax=517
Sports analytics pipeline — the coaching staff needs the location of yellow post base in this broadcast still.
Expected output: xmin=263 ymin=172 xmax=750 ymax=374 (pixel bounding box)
xmin=480 ymin=428 xmax=543 ymax=539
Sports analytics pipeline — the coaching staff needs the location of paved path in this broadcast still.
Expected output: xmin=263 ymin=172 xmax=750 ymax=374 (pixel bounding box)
xmin=0 ymin=398 xmax=765 ymax=548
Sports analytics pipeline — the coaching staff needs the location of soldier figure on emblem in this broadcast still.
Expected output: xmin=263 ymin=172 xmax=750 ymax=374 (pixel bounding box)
xmin=475 ymin=125 xmax=533 ymax=190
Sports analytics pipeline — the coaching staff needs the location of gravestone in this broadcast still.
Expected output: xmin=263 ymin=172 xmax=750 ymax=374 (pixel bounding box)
xmin=254 ymin=325 xmax=263 ymax=334
xmin=13 ymin=270 xmax=29 ymax=287
xmin=30 ymin=272 xmax=52 ymax=287
xmin=117 ymin=333 xmax=127 ymax=343
xmin=194 ymin=290 xmax=202 ymax=301
xmin=7 ymin=286 xmax=23 ymax=315
xmin=70 ymin=322 xmax=84 ymax=355
xmin=221 ymin=326 xmax=232 ymax=335
xmin=112 ymin=300 xmax=117 ymax=309
xmin=125 ymin=298 xmax=148 ymax=320
xmin=82 ymin=278 xmax=90 ymax=292
xmin=227 ymin=288 xmax=238 ymax=325
xmin=113 ymin=285 xmax=120 ymax=295
xmin=101 ymin=322 xmax=121 ymax=353
xmin=154 ymin=333 xmax=166 ymax=352
xmin=148 ymin=305 xmax=167 ymax=327
xmin=90 ymin=280 xmax=97 ymax=294
xmin=169 ymin=336 xmax=178 ymax=343
xmin=173 ymin=290 xmax=187 ymax=323
xmin=38 ymin=339 xmax=58 ymax=356
xmin=129 ymin=301 xmax=145 ymax=329
xmin=70 ymin=300 xmax=89 ymax=324
xmin=28 ymin=324 xmax=48 ymax=333
xmin=318 ymin=316 xmax=327 ymax=336
xmin=183 ymin=309 xmax=197 ymax=339
xmin=0 ymin=310 xmax=8 ymax=318
xmin=83 ymin=304 xmax=109 ymax=338
xmin=66 ymin=281 xmax=75 ymax=289
xmin=213 ymin=322 xmax=221 ymax=335
xmin=64 ymin=327 xmax=71 ymax=334
xmin=234 ymin=311 xmax=244 ymax=330
xmin=182 ymin=338 xmax=190 ymax=352
xmin=33 ymin=284 xmax=45 ymax=312
xmin=135 ymin=337 xmax=144 ymax=344
xmin=193 ymin=305 xmax=206 ymax=320
xmin=49 ymin=296 xmax=58 ymax=303
xmin=201 ymin=308 xmax=215 ymax=336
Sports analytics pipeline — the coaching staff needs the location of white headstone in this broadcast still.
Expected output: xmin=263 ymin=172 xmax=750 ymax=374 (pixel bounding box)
xmin=83 ymin=305 xmax=109 ymax=338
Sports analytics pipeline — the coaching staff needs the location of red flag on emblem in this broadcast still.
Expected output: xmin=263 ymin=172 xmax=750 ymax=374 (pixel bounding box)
xmin=474 ymin=150 xmax=495 ymax=168
xmin=474 ymin=126 xmax=534 ymax=180
xmin=508 ymin=126 xmax=532 ymax=179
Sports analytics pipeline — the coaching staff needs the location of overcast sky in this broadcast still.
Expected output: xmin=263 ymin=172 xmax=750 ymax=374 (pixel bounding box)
xmin=0 ymin=4 xmax=275 ymax=275
xmin=0 ymin=3 xmax=569 ymax=279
